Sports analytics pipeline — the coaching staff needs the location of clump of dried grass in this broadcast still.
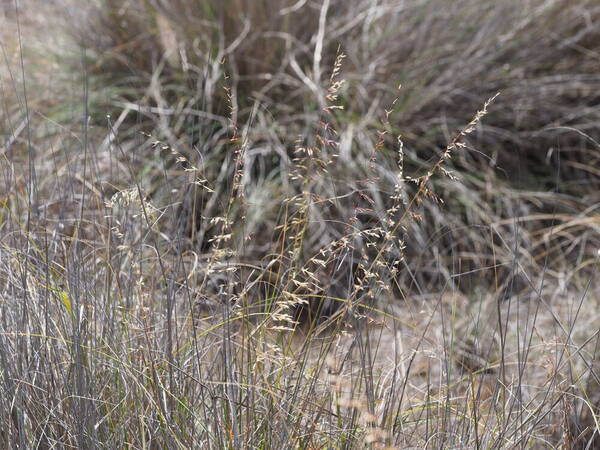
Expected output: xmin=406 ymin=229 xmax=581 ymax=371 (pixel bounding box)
xmin=0 ymin=1 xmax=598 ymax=448
xmin=72 ymin=0 xmax=600 ymax=172
xmin=57 ymin=0 xmax=599 ymax=296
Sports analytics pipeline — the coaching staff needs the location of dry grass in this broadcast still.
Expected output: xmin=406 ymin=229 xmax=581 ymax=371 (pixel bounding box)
xmin=0 ymin=0 xmax=598 ymax=448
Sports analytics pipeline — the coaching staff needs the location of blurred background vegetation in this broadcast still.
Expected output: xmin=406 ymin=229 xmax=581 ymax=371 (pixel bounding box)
xmin=68 ymin=0 xmax=600 ymax=293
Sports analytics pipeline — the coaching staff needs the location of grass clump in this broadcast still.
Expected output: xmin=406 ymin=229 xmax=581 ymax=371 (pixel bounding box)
xmin=0 ymin=1 xmax=598 ymax=448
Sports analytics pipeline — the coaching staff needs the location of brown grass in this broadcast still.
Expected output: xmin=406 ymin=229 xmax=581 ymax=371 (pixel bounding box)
xmin=0 ymin=0 xmax=598 ymax=448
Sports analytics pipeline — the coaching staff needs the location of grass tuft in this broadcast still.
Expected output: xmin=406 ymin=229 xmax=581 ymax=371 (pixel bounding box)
xmin=0 ymin=0 xmax=598 ymax=448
